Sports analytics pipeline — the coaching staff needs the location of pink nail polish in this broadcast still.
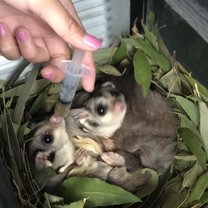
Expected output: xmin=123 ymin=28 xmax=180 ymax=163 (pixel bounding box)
xmin=16 ymin=31 xmax=28 ymax=43
xmin=42 ymin=73 xmax=55 ymax=81
xmin=0 ymin=24 xmax=6 ymax=37
xmin=83 ymin=34 xmax=103 ymax=49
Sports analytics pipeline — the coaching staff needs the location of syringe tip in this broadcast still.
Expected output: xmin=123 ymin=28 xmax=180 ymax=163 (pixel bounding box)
xmin=54 ymin=101 xmax=72 ymax=118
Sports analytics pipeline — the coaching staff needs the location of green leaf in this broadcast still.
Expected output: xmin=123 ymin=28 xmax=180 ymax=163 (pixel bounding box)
xmin=199 ymin=102 xmax=208 ymax=158
xmin=110 ymin=42 xmax=127 ymax=65
xmin=48 ymin=83 xmax=61 ymax=95
xmin=97 ymin=65 xmax=124 ymax=76
xmin=175 ymin=155 xmax=197 ymax=162
xmin=133 ymin=50 xmax=152 ymax=97
xmin=122 ymin=37 xmax=171 ymax=71
xmin=201 ymin=93 xmax=208 ymax=103
xmin=17 ymin=122 xmax=29 ymax=143
xmin=29 ymin=86 xmax=50 ymax=114
xmin=174 ymin=154 xmax=195 ymax=173
xmin=13 ymin=66 xmax=39 ymax=124
xmin=93 ymin=47 xmax=117 ymax=66
xmin=177 ymin=112 xmax=201 ymax=139
xmin=139 ymin=168 xmax=171 ymax=208
xmin=160 ymin=68 xmax=182 ymax=94
xmin=0 ymin=79 xmax=49 ymax=99
xmin=178 ymin=128 xmax=207 ymax=171
xmin=182 ymin=162 xmax=203 ymax=189
xmin=4 ymin=60 xmax=29 ymax=90
xmin=46 ymin=193 xmax=64 ymax=204
xmin=59 ymin=199 xmax=86 ymax=208
xmin=153 ymin=175 xmax=189 ymax=208
xmin=142 ymin=22 xmax=159 ymax=50
xmin=185 ymin=75 xmax=208 ymax=97
xmin=172 ymin=95 xmax=199 ymax=126
xmin=1 ymin=110 xmax=24 ymax=191
xmin=199 ymin=191 xmax=208 ymax=206
xmin=55 ymin=177 xmax=140 ymax=208
xmin=135 ymin=168 xmax=159 ymax=198
xmin=52 ymin=199 xmax=87 ymax=208
xmin=155 ymin=31 xmax=172 ymax=62
xmin=148 ymin=11 xmax=156 ymax=28
xmin=184 ymin=171 xmax=208 ymax=206
xmin=137 ymin=38 xmax=171 ymax=71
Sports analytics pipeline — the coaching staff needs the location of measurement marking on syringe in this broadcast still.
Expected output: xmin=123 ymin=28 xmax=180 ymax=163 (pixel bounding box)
xmin=62 ymin=84 xmax=76 ymax=91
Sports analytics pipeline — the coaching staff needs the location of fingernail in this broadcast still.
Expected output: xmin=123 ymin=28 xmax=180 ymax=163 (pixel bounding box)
xmin=84 ymin=83 xmax=94 ymax=92
xmin=42 ymin=73 xmax=55 ymax=81
xmin=16 ymin=31 xmax=28 ymax=43
xmin=0 ymin=24 xmax=6 ymax=37
xmin=83 ymin=34 xmax=102 ymax=49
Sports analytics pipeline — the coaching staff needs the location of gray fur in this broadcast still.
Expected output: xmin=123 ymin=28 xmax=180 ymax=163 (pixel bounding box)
xmin=73 ymin=64 xmax=178 ymax=190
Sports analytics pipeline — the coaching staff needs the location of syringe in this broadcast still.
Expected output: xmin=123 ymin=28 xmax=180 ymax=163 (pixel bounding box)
xmin=54 ymin=49 xmax=86 ymax=117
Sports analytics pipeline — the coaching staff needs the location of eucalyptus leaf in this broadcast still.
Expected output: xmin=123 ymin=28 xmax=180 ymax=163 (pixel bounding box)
xmin=174 ymin=154 xmax=195 ymax=173
xmin=48 ymin=83 xmax=61 ymax=95
xmin=29 ymin=86 xmax=50 ymax=114
xmin=142 ymin=22 xmax=159 ymax=50
xmin=199 ymin=191 xmax=208 ymax=206
xmin=177 ymin=112 xmax=201 ymax=139
xmin=52 ymin=199 xmax=87 ymax=208
xmin=122 ymin=37 xmax=171 ymax=71
xmin=133 ymin=50 xmax=152 ymax=97
xmin=199 ymin=102 xmax=208 ymax=158
xmin=135 ymin=168 xmax=159 ymax=198
xmin=147 ymin=11 xmax=156 ymax=29
xmin=93 ymin=47 xmax=117 ymax=66
xmin=175 ymin=155 xmax=197 ymax=162
xmin=182 ymin=161 xmax=203 ymax=189
xmin=1 ymin=110 xmax=24 ymax=192
xmin=155 ymin=31 xmax=172 ymax=62
xmin=44 ymin=94 xmax=58 ymax=112
xmin=137 ymin=38 xmax=171 ymax=71
xmin=201 ymin=93 xmax=208 ymax=103
xmin=153 ymin=175 xmax=189 ymax=208
xmin=139 ymin=169 xmax=171 ymax=208
xmin=13 ymin=66 xmax=39 ymax=125
xmin=172 ymin=95 xmax=199 ymax=126
xmin=178 ymin=128 xmax=207 ymax=171
xmin=184 ymin=171 xmax=208 ymax=206
xmin=160 ymin=68 xmax=182 ymax=94
xmin=4 ymin=60 xmax=29 ymax=90
xmin=188 ymin=96 xmax=203 ymax=103
xmin=110 ymin=42 xmax=127 ymax=65
xmin=17 ymin=122 xmax=29 ymax=143
xmin=46 ymin=193 xmax=64 ymax=205
xmin=0 ymin=79 xmax=50 ymax=98
xmin=185 ymin=75 xmax=208 ymax=97
xmin=55 ymin=177 xmax=140 ymax=208
xmin=97 ymin=65 xmax=124 ymax=76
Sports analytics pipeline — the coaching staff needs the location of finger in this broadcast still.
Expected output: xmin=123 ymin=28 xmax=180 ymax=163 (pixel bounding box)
xmin=40 ymin=64 xmax=65 ymax=83
xmin=59 ymin=1 xmax=96 ymax=92
xmin=81 ymin=52 xmax=96 ymax=92
xmin=45 ymin=35 xmax=71 ymax=66
xmin=40 ymin=35 xmax=71 ymax=82
xmin=60 ymin=0 xmax=83 ymax=26
xmin=15 ymin=27 xmax=50 ymax=63
xmin=0 ymin=22 xmax=21 ymax=60
xmin=7 ymin=0 xmax=103 ymax=50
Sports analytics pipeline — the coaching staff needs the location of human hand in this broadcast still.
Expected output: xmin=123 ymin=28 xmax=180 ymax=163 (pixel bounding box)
xmin=0 ymin=0 xmax=102 ymax=91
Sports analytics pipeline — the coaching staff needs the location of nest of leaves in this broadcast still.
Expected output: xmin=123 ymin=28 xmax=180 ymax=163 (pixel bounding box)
xmin=1 ymin=21 xmax=208 ymax=208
